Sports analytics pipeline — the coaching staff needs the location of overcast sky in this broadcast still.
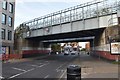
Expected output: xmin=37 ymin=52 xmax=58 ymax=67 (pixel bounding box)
xmin=15 ymin=0 xmax=93 ymax=29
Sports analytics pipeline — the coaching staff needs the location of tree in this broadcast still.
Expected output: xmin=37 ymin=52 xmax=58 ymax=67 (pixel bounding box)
xmin=51 ymin=44 xmax=61 ymax=52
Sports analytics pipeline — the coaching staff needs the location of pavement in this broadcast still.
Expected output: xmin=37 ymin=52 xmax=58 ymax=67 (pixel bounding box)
xmin=60 ymin=51 xmax=119 ymax=80
xmin=70 ymin=52 xmax=119 ymax=79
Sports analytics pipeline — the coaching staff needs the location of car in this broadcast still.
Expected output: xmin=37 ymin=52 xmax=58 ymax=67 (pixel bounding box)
xmin=71 ymin=50 xmax=76 ymax=55
xmin=64 ymin=50 xmax=69 ymax=55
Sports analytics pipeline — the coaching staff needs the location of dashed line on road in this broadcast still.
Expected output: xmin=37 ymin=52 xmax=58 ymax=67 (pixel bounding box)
xmin=44 ymin=75 xmax=49 ymax=79
xmin=12 ymin=67 xmax=27 ymax=72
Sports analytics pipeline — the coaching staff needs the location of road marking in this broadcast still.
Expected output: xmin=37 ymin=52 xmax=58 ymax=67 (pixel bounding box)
xmin=31 ymin=63 xmax=49 ymax=67
xmin=59 ymin=70 xmax=66 ymax=80
xmin=31 ymin=65 xmax=39 ymax=67
xmin=12 ymin=67 xmax=27 ymax=72
xmin=9 ymin=63 xmax=49 ymax=78
xmin=57 ymin=69 xmax=65 ymax=72
xmin=56 ymin=65 xmax=62 ymax=70
xmin=44 ymin=75 xmax=49 ymax=79
xmin=0 ymin=76 xmax=4 ymax=79
xmin=56 ymin=62 xmax=67 ymax=71
xmin=9 ymin=68 xmax=35 ymax=79
xmin=38 ymin=63 xmax=49 ymax=68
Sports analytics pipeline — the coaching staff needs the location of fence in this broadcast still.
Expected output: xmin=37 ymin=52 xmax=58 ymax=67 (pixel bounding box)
xmin=0 ymin=54 xmax=22 ymax=61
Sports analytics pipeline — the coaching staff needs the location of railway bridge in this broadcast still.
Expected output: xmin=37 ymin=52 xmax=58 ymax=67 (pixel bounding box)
xmin=15 ymin=0 xmax=120 ymax=60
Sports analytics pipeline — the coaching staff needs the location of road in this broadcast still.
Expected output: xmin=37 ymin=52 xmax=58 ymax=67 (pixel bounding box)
xmin=2 ymin=53 xmax=81 ymax=79
xmin=1 ymin=52 xmax=119 ymax=80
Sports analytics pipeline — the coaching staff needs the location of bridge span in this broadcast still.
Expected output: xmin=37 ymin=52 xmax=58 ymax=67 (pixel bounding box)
xmin=15 ymin=0 xmax=120 ymax=60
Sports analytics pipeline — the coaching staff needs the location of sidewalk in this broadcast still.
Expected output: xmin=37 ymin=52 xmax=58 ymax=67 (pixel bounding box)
xmin=71 ymin=53 xmax=118 ymax=78
xmin=4 ymin=54 xmax=50 ymax=63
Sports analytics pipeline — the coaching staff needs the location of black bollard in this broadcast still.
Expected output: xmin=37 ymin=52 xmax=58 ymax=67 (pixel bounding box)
xmin=67 ymin=65 xmax=81 ymax=80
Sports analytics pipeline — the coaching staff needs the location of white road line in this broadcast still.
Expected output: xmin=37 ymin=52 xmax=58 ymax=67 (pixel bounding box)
xmin=38 ymin=63 xmax=49 ymax=68
xmin=56 ymin=62 xmax=67 ymax=71
xmin=44 ymin=75 xmax=49 ymax=79
xmin=9 ymin=68 xmax=35 ymax=79
xmin=0 ymin=76 xmax=4 ymax=79
xmin=59 ymin=70 xmax=66 ymax=80
xmin=12 ymin=67 xmax=26 ymax=72
xmin=31 ymin=65 xmax=39 ymax=67
xmin=57 ymin=70 xmax=65 ymax=72
xmin=56 ymin=65 xmax=62 ymax=71
xmin=9 ymin=63 xmax=49 ymax=79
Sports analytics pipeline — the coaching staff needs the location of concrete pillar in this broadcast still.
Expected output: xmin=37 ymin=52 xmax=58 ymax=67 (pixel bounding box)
xmin=93 ymin=26 xmax=120 ymax=60
xmin=42 ymin=42 xmax=51 ymax=53
xmin=14 ymin=34 xmax=52 ymax=55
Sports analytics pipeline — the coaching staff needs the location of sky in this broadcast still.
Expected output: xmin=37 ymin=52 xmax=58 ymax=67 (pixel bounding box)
xmin=15 ymin=0 xmax=93 ymax=29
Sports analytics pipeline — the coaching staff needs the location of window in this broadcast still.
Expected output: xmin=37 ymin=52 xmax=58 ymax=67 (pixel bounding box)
xmin=2 ymin=13 xmax=6 ymax=24
xmin=9 ymin=3 xmax=13 ymax=13
xmin=2 ymin=0 xmax=7 ymax=10
xmin=1 ymin=29 xmax=5 ymax=40
xmin=8 ymin=30 xmax=12 ymax=40
xmin=8 ymin=16 xmax=12 ymax=26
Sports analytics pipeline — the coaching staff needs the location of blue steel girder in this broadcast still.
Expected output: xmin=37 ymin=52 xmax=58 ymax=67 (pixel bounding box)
xmin=21 ymin=0 xmax=119 ymax=30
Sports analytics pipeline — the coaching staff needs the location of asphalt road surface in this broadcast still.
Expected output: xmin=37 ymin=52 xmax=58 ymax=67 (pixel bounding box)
xmin=2 ymin=53 xmax=81 ymax=80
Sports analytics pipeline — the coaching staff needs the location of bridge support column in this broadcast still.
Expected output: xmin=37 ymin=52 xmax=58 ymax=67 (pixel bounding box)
xmin=14 ymin=36 xmax=51 ymax=57
xmin=92 ymin=26 xmax=120 ymax=60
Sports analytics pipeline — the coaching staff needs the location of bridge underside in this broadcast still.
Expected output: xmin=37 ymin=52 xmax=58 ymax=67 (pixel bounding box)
xmin=26 ymin=28 xmax=105 ymax=43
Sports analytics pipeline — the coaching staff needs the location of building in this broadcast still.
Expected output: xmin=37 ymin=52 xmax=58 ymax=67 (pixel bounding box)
xmin=85 ymin=42 xmax=90 ymax=52
xmin=1 ymin=0 xmax=15 ymax=55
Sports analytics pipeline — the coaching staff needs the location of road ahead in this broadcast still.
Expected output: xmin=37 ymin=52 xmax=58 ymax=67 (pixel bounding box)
xmin=2 ymin=53 xmax=81 ymax=79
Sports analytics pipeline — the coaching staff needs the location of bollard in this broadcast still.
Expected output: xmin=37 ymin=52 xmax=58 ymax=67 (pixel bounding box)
xmin=67 ymin=65 xmax=81 ymax=80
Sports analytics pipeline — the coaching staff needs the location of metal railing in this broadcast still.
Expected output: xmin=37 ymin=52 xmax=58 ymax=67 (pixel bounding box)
xmin=20 ymin=0 xmax=120 ymax=30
